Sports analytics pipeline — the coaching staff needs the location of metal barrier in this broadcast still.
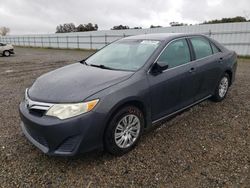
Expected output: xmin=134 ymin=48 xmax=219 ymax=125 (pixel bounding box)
xmin=1 ymin=24 xmax=250 ymax=55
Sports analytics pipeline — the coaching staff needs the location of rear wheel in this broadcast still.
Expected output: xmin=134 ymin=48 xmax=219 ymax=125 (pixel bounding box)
xmin=211 ymin=73 xmax=230 ymax=102
xmin=3 ymin=50 xmax=10 ymax=57
xmin=104 ymin=106 xmax=144 ymax=156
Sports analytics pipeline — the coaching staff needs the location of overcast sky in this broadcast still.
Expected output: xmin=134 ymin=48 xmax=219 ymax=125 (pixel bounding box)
xmin=0 ymin=0 xmax=249 ymax=35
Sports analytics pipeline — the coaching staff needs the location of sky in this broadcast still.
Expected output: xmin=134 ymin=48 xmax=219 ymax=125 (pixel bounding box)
xmin=0 ymin=0 xmax=249 ymax=35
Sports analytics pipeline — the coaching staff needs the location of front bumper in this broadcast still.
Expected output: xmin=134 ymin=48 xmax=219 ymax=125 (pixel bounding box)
xmin=19 ymin=101 xmax=106 ymax=156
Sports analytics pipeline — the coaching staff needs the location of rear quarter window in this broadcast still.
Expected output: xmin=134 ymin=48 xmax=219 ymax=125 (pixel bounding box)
xmin=210 ymin=42 xmax=221 ymax=54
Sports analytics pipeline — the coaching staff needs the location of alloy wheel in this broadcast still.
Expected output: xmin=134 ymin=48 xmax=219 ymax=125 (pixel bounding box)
xmin=114 ymin=114 xmax=141 ymax=148
xmin=218 ymin=77 xmax=229 ymax=98
xmin=4 ymin=51 xmax=10 ymax=57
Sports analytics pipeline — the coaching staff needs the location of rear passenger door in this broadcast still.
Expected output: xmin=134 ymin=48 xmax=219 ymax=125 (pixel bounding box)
xmin=188 ymin=36 xmax=224 ymax=100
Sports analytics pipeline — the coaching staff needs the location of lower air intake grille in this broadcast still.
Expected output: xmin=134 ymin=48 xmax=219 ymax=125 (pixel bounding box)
xmin=56 ymin=136 xmax=79 ymax=153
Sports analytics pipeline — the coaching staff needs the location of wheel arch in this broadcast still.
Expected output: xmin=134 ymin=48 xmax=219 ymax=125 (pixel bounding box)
xmin=104 ymin=98 xmax=150 ymax=132
xmin=225 ymin=69 xmax=232 ymax=86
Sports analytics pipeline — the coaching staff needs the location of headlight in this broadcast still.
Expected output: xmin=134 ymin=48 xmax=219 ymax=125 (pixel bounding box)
xmin=46 ymin=99 xmax=99 ymax=120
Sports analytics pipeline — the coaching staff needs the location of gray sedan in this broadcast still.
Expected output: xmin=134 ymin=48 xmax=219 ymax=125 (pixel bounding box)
xmin=19 ymin=33 xmax=237 ymax=156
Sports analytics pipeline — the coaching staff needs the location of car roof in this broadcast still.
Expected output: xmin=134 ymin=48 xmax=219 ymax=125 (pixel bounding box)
xmin=119 ymin=32 xmax=227 ymax=53
xmin=122 ymin=33 xmax=204 ymax=41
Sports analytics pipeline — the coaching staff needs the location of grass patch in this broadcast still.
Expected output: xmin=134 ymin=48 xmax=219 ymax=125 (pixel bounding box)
xmin=238 ymin=55 xmax=250 ymax=59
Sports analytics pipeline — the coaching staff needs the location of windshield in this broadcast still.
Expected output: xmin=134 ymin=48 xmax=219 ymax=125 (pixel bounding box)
xmin=85 ymin=39 xmax=161 ymax=71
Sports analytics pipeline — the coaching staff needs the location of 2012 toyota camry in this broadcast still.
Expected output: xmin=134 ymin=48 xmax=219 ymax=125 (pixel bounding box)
xmin=19 ymin=33 xmax=237 ymax=156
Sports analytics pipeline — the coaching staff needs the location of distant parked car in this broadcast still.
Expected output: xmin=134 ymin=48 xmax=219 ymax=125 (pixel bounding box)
xmin=19 ymin=33 xmax=237 ymax=156
xmin=0 ymin=43 xmax=14 ymax=56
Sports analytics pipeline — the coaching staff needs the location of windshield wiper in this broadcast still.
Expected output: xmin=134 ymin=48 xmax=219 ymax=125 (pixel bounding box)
xmin=89 ymin=64 xmax=114 ymax=70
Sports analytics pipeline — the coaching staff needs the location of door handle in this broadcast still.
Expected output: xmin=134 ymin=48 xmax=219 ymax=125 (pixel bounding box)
xmin=189 ymin=67 xmax=196 ymax=73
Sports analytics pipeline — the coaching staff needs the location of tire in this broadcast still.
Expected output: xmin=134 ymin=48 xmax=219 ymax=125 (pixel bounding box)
xmin=104 ymin=106 xmax=144 ymax=156
xmin=3 ymin=50 xmax=10 ymax=57
xmin=211 ymin=73 xmax=230 ymax=102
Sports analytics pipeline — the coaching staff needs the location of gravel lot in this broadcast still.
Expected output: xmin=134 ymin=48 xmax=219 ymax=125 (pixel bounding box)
xmin=0 ymin=47 xmax=249 ymax=187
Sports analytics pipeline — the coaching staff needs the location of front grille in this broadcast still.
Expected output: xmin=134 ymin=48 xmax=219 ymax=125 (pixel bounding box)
xmin=56 ymin=136 xmax=79 ymax=153
xmin=25 ymin=89 xmax=54 ymax=117
xmin=29 ymin=109 xmax=46 ymax=117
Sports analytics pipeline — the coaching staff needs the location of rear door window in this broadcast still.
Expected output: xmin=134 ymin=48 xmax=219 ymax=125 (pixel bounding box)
xmin=190 ymin=37 xmax=213 ymax=59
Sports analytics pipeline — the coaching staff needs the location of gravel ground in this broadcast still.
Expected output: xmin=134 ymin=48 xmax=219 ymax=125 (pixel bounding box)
xmin=0 ymin=47 xmax=249 ymax=187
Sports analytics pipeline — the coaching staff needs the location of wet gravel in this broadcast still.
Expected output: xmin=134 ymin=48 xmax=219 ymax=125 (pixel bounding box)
xmin=0 ymin=47 xmax=249 ymax=187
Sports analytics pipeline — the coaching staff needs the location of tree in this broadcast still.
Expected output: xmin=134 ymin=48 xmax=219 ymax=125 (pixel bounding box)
xmin=64 ymin=23 xmax=76 ymax=32
xmin=56 ymin=23 xmax=98 ymax=33
xmin=56 ymin=23 xmax=76 ymax=33
xmin=111 ymin=25 xmax=130 ymax=30
xmin=133 ymin=27 xmax=142 ymax=29
xmin=82 ymin=23 xmax=98 ymax=31
xmin=56 ymin=25 xmax=64 ymax=33
xmin=150 ymin=25 xmax=162 ymax=28
xmin=76 ymin=24 xmax=85 ymax=32
xmin=0 ymin=27 xmax=10 ymax=36
xmin=202 ymin=16 xmax=249 ymax=24
xmin=170 ymin=22 xmax=188 ymax=27
xmin=94 ymin=24 xmax=98 ymax=31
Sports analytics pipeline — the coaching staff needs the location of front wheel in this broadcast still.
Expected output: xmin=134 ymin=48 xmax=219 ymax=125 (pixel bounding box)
xmin=211 ymin=73 xmax=230 ymax=102
xmin=104 ymin=106 xmax=144 ymax=156
xmin=3 ymin=50 xmax=10 ymax=57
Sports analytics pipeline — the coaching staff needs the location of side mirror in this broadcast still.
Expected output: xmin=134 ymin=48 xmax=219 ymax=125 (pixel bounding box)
xmin=151 ymin=62 xmax=169 ymax=75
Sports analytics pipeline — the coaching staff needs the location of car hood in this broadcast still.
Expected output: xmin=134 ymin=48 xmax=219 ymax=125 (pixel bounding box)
xmin=28 ymin=63 xmax=133 ymax=103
